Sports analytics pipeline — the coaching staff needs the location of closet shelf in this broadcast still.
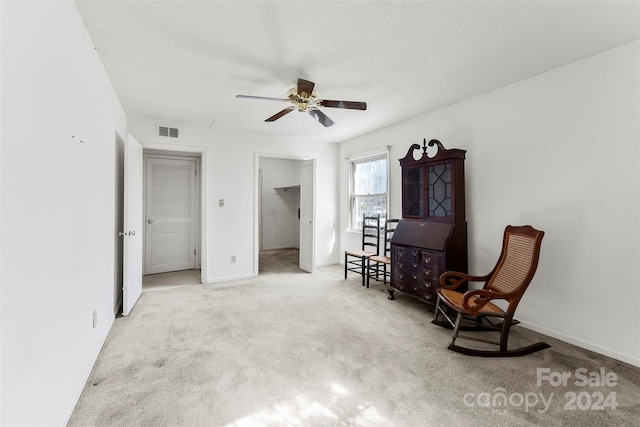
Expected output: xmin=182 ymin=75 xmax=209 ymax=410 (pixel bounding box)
xmin=274 ymin=184 xmax=300 ymax=192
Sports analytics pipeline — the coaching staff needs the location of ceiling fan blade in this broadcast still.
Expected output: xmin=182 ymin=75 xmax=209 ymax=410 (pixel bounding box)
xmin=265 ymin=106 xmax=295 ymax=122
xmin=308 ymin=109 xmax=335 ymax=127
xmin=320 ymin=99 xmax=367 ymax=110
xmin=297 ymin=78 xmax=315 ymax=98
xmin=236 ymin=94 xmax=289 ymax=102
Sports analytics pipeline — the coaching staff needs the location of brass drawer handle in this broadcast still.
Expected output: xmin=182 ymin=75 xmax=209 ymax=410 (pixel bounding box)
xmin=423 ymin=269 xmax=431 ymax=276
xmin=424 ymin=257 xmax=431 ymax=264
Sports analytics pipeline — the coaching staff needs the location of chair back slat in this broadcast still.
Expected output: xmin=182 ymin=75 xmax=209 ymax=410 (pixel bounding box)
xmin=383 ymin=219 xmax=400 ymax=257
xmin=361 ymin=214 xmax=381 ymax=255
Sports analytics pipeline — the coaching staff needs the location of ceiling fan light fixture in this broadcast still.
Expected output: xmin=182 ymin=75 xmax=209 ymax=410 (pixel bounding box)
xmin=236 ymin=78 xmax=366 ymax=127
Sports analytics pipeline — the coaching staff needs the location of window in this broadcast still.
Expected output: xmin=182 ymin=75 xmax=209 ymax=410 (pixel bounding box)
xmin=350 ymin=153 xmax=388 ymax=230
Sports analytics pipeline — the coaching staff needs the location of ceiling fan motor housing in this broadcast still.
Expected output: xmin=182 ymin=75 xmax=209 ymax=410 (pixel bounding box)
xmin=287 ymin=87 xmax=320 ymax=112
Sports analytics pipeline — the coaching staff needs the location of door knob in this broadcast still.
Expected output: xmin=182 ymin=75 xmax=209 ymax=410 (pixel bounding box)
xmin=147 ymin=219 xmax=153 ymax=224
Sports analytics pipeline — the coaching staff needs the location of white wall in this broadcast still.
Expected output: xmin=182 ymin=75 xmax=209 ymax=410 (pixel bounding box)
xmin=260 ymin=158 xmax=301 ymax=250
xmin=128 ymin=119 xmax=340 ymax=281
xmin=339 ymin=41 xmax=640 ymax=366
xmin=1 ymin=1 xmax=128 ymax=425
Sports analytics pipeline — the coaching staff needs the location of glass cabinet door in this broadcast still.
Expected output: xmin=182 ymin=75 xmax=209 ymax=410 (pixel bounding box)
xmin=427 ymin=162 xmax=452 ymax=218
xmin=402 ymin=166 xmax=423 ymax=218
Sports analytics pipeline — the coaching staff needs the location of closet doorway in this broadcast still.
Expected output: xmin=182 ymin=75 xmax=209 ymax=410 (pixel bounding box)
xmin=143 ymin=150 xmax=202 ymax=277
xmin=258 ymin=156 xmax=314 ymax=274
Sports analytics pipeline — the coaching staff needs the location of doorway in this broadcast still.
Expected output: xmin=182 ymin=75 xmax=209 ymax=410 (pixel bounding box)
xmin=256 ymin=155 xmax=314 ymax=274
xmin=143 ymin=150 xmax=202 ymax=281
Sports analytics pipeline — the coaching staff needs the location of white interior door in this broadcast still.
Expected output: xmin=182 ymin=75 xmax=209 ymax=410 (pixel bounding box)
xmin=145 ymin=157 xmax=197 ymax=274
xmin=122 ymin=135 xmax=144 ymax=316
xmin=299 ymin=159 xmax=315 ymax=272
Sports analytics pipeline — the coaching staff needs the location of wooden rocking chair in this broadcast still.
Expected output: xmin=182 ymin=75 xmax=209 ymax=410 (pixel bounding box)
xmin=432 ymin=225 xmax=549 ymax=357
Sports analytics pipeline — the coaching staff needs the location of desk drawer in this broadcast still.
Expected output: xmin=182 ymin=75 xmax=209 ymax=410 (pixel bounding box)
xmin=393 ymin=246 xmax=419 ymax=263
xmin=394 ymin=270 xmax=424 ymax=285
xmin=422 ymin=266 xmax=445 ymax=287
xmin=419 ymin=250 xmax=445 ymax=268
xmin=394 ymin=259 xmax=421 ymax=274
xmin=392 ymin=277 xmax=428 ymax=293
xmin=390 ymin=280 xmax=436 ymax=304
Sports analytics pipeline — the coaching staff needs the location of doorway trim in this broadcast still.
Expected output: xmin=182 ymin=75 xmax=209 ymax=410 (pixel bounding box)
xmin=142 ymin=143 xmax=207 ymax=284
xmin=254 ymin=152 xmax=310 ymax=276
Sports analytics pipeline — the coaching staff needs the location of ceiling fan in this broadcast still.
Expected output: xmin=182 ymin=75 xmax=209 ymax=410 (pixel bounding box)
xmin=236 ymin=78 xmax=367 ymax=127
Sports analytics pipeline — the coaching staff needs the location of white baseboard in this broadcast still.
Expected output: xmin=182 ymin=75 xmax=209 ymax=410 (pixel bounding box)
xmin=519 ymin=320 xmax=640 ymax=368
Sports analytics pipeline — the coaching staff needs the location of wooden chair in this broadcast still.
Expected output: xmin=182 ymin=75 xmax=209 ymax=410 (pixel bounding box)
xmin=366 ymin=218 xmax=399 ymax=288
xmin=345 ymin=214 xmax=380 ymax=286
xmin=432 ymin=225 xmax=549 ymax=357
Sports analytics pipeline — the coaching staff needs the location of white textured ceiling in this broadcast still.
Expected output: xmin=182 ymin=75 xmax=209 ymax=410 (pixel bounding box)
xmin=75 ymin=0 xmax=639 ymax=143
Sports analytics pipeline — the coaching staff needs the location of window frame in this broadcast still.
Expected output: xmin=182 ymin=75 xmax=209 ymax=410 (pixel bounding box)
xmin=348 ymin=148 xmax=390 ymax=232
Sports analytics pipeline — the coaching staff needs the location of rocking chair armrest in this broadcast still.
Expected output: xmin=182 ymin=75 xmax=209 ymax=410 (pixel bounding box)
xmin=439 ymin=271 xmax=491 ymax=291
xmin=461 ymin=289 xmax=506 ymax=313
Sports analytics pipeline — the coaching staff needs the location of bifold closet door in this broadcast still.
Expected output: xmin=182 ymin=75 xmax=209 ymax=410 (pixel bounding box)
xmin=299 ymin=159 xmax=315 ymax=273
xmin=145 ymin=157 xmax=197 ymax=274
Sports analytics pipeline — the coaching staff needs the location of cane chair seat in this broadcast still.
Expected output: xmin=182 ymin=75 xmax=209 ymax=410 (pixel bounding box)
xmin=346 ymin=249 xmax=378 ymax=258
xmin=437 ymin=288 xmax=505 ymax=316
xmin=368 ymin=254 xmax=390 ymax=264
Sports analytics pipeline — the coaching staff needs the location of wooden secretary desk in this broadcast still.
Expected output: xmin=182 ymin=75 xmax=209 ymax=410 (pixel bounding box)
xmin=388 ymin=139 xmax=468 ymax=306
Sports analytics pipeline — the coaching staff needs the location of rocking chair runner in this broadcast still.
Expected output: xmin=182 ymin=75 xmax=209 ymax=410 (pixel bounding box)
xmin=433 ymin=225 xmax=549 ymax=357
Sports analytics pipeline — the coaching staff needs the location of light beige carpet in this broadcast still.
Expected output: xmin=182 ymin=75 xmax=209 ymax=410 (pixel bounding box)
xmin=69 ymin=250 xmax=640 ymax=426
xmin=143 ymin=269 xmax=202 ymax=292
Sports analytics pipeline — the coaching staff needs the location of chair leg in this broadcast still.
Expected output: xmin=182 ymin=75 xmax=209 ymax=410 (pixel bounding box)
xmin=433 ymin=296 xmax=442 ymax=323
xmin=344 ymin=253 xmax=348 ymax=280
xmin=450 ymin=311 xmax=463 ymax=347
xmin=366 ymin=258 xmax=371 ymax=288
xmin=500 ymin=314 xmax=514 ymax=352
xmin=361 ymin=256 xmax=366 ymax=287
xmin=432 ymin=296 xmax=454 ymax=329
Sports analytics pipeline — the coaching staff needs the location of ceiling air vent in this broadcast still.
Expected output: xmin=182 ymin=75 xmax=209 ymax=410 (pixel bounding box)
xmin=158 ymin=125 xmax=179 ymax=138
